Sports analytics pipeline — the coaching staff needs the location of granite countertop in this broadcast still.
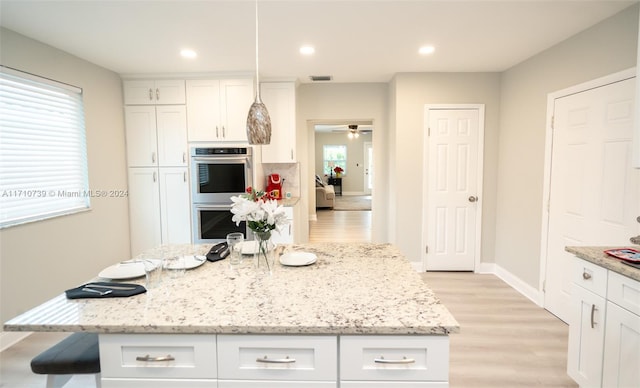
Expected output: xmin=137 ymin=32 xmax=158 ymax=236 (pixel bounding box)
xmin=566 ymin=246 xmax=640 ymax=282
xmin=4 ymin=243 xmax=459 ymax=335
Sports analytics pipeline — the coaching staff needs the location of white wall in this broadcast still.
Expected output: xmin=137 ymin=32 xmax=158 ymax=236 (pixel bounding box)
xmin=0 ymin=28 xmax=129 ymax=324
xmin=297 ymin=83 xmax=388 ymax=242
xmin=391 ymin=73 xmax=502 ymax=263
xmin=495 ymin=4 xmax=639 ymax=288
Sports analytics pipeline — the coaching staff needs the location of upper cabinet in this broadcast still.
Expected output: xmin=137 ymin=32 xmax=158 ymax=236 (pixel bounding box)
xmin=123 ymin=80 xmax=186 ymax=105
xmin=260 ymin=82 xmax=296 ymax=163
xmin=186 ymin=78 xmax=254 ymax=142
xmin=124 ymin=105 xmax=188 ymax=167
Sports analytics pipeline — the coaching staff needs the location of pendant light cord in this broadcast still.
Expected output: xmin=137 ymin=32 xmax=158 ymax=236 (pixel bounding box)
xmin=255 ymin=0 xmax=260 ymax=99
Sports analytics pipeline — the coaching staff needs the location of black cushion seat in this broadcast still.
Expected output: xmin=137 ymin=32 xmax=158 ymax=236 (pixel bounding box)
xmin=31 ymin=332 xmax=100 ymax=375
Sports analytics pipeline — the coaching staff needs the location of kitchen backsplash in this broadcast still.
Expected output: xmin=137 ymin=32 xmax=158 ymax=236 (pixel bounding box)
xmin=262 ymin=163 xmax=300 ymax=198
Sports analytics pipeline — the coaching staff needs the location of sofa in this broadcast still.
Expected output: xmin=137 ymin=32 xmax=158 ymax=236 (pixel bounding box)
xmin=315 ymin=175 xmax=335 ymax=209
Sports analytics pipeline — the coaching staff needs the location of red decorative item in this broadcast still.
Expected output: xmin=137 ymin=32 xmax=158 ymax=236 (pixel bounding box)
xmin=266 ymin=174 xmax=283 ymax=200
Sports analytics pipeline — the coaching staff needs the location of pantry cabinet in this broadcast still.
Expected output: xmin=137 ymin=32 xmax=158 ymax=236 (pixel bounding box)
xmin=124 ymin=105 xmax=190 ymax=256
xmin=260 ymin=82 xmax=296 ymax=163
xmin=186 ymin=78 xmax=254 ymax=142
xmin=123 ymin=79 xmax=185 ymax=105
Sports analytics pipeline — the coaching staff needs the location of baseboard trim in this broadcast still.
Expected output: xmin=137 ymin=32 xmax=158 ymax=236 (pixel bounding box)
xmin=1 ymin=331 xmax=31 ymax=352
xmin=493 ymin=264 xmax=544 ymax=307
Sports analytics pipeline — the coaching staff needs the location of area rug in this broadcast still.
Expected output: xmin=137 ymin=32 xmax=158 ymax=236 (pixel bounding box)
xmin=333 ymin=195 xmax=372 ymax=211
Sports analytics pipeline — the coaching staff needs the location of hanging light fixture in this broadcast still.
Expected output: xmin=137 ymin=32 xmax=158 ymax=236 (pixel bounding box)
xmin=246 ymin=0 xmax=272 ymax=145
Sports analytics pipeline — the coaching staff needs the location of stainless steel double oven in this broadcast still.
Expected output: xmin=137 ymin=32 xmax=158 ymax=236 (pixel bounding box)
xmin=191 ymin=147 xmax=253 ymax=243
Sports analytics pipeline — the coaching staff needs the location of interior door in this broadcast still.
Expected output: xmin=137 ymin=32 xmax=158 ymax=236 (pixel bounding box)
xmin=544 ymin=77 xmax=639 ymax=323
xmin=426 ymin=108 xmax=482 ymax=271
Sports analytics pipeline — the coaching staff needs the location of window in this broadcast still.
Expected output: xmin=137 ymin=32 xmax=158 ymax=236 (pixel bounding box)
xmin=0 ymin=66 xmax=89 ymax=228
xmin=323 ymin=145 xmax=347 ymax=175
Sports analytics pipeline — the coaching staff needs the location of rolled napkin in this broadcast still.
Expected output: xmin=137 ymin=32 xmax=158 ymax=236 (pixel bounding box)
xmin=65 ymin=282 xmax=146 ymax=299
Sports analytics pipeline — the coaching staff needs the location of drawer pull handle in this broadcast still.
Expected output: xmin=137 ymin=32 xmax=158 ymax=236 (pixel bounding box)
xmin=256 ymin=355 xmax=296 ymax=364
xmin=582 ymin=271 xmax=592 ymax=280
xmin=591 ymin=304 xmax=598 ymax=329
xmin=136 ymin=354 xmax=175 ymax=362
xmin=374 ymin=356 xmax=416 ymax=364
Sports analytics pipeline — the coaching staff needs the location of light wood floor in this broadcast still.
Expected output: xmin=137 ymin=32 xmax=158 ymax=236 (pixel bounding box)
xmin=0 ymin=210 xmax=575 ymax=387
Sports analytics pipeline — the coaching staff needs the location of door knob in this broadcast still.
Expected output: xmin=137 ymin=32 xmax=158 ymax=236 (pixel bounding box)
xmin=468 ymin=196 xmax=478 ymax=203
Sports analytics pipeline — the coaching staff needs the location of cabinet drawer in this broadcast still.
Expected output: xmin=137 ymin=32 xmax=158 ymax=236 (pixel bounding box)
xmin=99 ymin=334 xmax=216 ymax=379
xmin=340 ymin=336 xmax=449 ymax=382
xmin=572 ymin=257 xmax=608 ymax=297
xmin=217 ymin=335 xmax=337 ymax=381
xmin=607 ymin=270 xmax=640 ymax=315
xmin=341 ymin=382 xmax=448 ymax=387
xmin=219 ymin=381 xmax=336 ymax=387
xmin=102 ymin=378 xmax=216 ymax=387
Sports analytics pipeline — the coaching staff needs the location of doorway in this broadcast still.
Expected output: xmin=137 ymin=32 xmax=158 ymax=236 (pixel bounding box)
xmin=542 ymin=70 xmax=639 ymax=323
xmin=423 ymin=105 xmax=485 ymax=271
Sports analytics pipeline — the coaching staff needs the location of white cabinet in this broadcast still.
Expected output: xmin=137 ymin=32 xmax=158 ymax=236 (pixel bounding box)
xmin=567 ymin=282 xmax=606 ymax=387
xmin=125 ymin=105 xmax=188 ymax=167
xmin=99 ymin=334 xmax=216 ymax=387
xmin=186 ymin=78 xmax=254 ymax=142
xmin=127 ymin=168 xmax=161 ymax=256
xmin=271 ymin=206 xmax=294 ymax=244
xmin=123 ymin=80 xmax=185 ymax=105
xmin=217 ymin=335 xmax=337 ymax=386
xmin=260 ymin=82 xmax=296 ymax=163
xmin=158 ymin=168 xmax=191 ymax=246
xmin=602 ymin=271 xmax=640 ymax=388
xmin=125 ymin=105 xmax=190 ymax=255
xmin=340 ymin=336 xmax=449 ymax=386
xmin=568 ymin=257 xmax=640 ymax=388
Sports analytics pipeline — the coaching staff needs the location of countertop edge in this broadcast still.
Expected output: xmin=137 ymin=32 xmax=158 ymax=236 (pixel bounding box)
xmin=565 ymin=246 xmax=640 ymax=282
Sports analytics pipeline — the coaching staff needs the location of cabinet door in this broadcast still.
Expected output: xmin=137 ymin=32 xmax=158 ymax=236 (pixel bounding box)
xmin=154 ymin=80 xmax=186 ymax=105
xmin=260 ymin=82 xmax=296 ymax=162
xmin=123 ymin=80 xmax=185 ymax=105
xmin=271 ymin=207 xmax=294 ymax=244
xmin=218 ymin=381 xmax=336 ymax=388
xmin=602 ymin=302 xmax=640 ymax=388
xmin=567 ymin=284 xmax=606 ymax=387
xmin=127 ymin=168 xmax=161 ymax=256
xmin=123 ymin=80 xmax=156 ymax=105
xmin=156 ymin=106 xmax=187 ymax=167
xmin=186 ymin=79 xmax=222 ymax=141
xmin=159 ymin=168 xmax=191 ymax=245
xmin=125 ymin=106 xmax=158 ymax=167
xmin=220 ymin=79 xmax=253 ymax=141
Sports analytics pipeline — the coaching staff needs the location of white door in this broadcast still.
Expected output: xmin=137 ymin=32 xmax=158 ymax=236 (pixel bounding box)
xmin=425 ymin=107 xmax=483 ymax=271
xmin=544 ymin=77 xmax=639 ymax=323
xmin=364 ymin=142 xmax=373 ymax=195
xmin=156 ymin=105 xmax=187 ymax=167
xmin=220 ymin=79 xmax=253 ymax=141
xmin=124 ymin=106 xmax=157 ymax=167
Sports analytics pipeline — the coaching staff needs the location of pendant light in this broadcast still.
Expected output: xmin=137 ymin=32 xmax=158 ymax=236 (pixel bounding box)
xmin=246 ymin=0 xmax=272 ymax=145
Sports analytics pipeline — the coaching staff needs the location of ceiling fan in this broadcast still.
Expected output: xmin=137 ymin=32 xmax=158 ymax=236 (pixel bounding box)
xmin=327 ymin=124 xmax=373 ymax=138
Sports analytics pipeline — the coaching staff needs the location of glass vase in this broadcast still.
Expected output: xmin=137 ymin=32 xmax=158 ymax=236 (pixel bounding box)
xmin=253 ymin=231 xmax=275 ymax=275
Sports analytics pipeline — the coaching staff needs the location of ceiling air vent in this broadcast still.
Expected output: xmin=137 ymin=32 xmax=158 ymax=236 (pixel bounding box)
xmin=309 ymin=75 xmax=333 ymax=82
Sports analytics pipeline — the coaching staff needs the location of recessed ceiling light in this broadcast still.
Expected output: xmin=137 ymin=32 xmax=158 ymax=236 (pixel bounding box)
xmin=300 ymin=45 xmax=315 ymax=55
xmin=418 ymin=45 xmax=435 ymax=55
xmin=180 ymin=49 xmax=197 ymax=59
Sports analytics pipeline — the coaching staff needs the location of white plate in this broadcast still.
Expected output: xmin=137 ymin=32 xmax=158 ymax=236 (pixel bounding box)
xmin=240 ymin=241 xmax=275 ymax=255
xmin=279 ymin=252 xmax=317 ymax=267
xmin=98 ymin=262 xmax=145 ymax=280
xmin=165 ymin=255 xmax=207 ymax=270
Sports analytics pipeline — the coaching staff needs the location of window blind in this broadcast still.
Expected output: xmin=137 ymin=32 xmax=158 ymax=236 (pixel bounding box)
xmin=0 ymin=67 xmax=89 ymax=228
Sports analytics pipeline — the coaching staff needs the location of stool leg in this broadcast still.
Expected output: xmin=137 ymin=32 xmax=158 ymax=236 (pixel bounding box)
xmin=46 ymin=374 xmax=72 ymax=388
xmin=94 ymin=373 xmax=102 ymax=388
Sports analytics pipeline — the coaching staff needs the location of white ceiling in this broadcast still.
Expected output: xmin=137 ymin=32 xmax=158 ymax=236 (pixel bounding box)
xmin=0 ymin=1 xmax=636 ymax=83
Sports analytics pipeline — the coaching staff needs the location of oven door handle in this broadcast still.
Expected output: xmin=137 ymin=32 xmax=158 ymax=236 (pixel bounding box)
xmin=192 ymin=156 xmax=251 ymax=164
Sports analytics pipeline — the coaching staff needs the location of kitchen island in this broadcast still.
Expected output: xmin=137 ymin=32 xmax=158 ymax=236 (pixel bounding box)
xmin=5 ymin=243 xmax=459 ymax=387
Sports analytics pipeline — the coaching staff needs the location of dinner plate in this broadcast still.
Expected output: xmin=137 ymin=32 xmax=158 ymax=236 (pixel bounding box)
xmin=165 ymin=255 xmax=207 ymax=270
xmin=240 ymin=241 xmax=275 ymax=255
xmin=279 ymin=252 xmax=317 ymax=267
xmin=98 ymin=262 xmax=146 ymax=280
